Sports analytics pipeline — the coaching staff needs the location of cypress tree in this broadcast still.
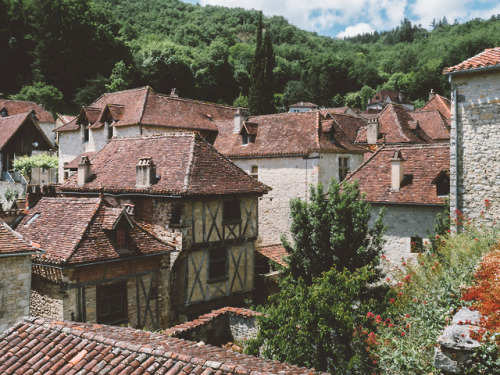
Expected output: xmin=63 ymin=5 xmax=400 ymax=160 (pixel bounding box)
xmin=249 ymin=12 xmax=275 ymax=115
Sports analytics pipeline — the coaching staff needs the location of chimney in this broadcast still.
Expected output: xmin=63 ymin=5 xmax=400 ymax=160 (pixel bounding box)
xmin=366 ymin=118 xmax=379 ymax=144
xmin=390 ymin=150 xmax=405 ymax=191
xmin=429 ymin=89 xmax=436 ymax=101
xmin=77 ymin=155 xmax=92 ymax=186
xmin=398 ymin=92 xmax=404 ymax=103
xmin=234 ymin=108 xmax=244 ymax=134
xmin=170 ymin=88 xmax=178 ymax=97
xmin=136 ymin=157 xmax=156 ymax=188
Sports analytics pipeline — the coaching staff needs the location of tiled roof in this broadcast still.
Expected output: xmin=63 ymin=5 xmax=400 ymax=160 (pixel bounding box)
xmin=345 ymin=144 xmax=449 ymax=205
xmin=64 ymin=151 xmax=97 ymax=170
xmin=410 ymin=110 xmax=450 ymax=141
xmin=418 ymin=94 xmax=451 ymax=119
xmin=0 ymin=220 xmax=41 ymax=256
xmin=214 ymin=111 xmax=365 ymax=158
xmin=355 ymin=104 xmax=435 ymax=144
xmin=165 ymin=307 xmax=262 ymax=337
xmin=15 ymin=197 xmax=173 ymax=266
xmin=289 ymin=101 xmax=318 ymax=108
xmin=0 ymin=317 xmax=318 ymax=374
xmin=443 ymin=47 xmax=500 ymax=74
xmin=61 ymin=133 xmax=270 ymax=196
xmin=256 ymin=244 xmax=288 ymax=267
xmin=0 ymin=112 xmax=54 ymax=150
xmin=56 ymin=86 xmax=238 ymax=133
xmin=369 ymin=90 xmax=411 ymax=105
xmin=0 ymin=99 xmax=54 ymax=123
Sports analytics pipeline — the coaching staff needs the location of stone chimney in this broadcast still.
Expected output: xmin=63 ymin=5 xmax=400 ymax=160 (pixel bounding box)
xmin=429 ymin=89 xmax=436 ymax=101
xmin=398 ymin=92 xmax=404 ymax=103
xmin=78 ymin=155 xmax=92 ymax=186
xmin=366 ymin=118 xmax=379 ymax=144
xmin=170 ymin=88 xmax=179 ymax=97
xmin=136 ymin=157 xmax=156 ymax=188
xmin=234 ymin=108 xmax=244 ymax=134
xmin=390 ymin=150 xmax=405 ymax=191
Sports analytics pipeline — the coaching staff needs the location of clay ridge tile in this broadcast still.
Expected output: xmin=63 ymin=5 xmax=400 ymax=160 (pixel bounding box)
xmin=444 ymin=47 xmax=500 ymax=74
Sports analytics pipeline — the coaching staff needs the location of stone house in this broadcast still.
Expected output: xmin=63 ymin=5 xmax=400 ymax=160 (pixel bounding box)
xmin=345 ymin=144 xmax=450 ymax=262
xmin=443 ymin=47 xmax=500 ymax=221
xmin=55 ymin=86 xmax=239 ymax=182
xmin=59 ymin=133 xmax=269 ymax=322
xmin=15 ymin=196 xmax=173 ymax=330
xmin=288 ymin=101 xmax=319 ymax=112
xmin=213 ymin=110 xmax=367 ymax=246
xmin=0 ymin=316 xmax=317 ymax=374
xmin=0 ymin=220 xmax=42 ymax=332
xmin=0 ymin=99 xmax=56 ymax=147
xmin=367 ymin=90 xmax=415 ymax=111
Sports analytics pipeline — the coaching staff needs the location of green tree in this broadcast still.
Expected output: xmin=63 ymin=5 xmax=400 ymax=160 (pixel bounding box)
xmin=105 ymin=60 xmax=131 ymax=92
xmin=248 ymin=12 xmax=275 ymax=115
xmin=11 ymin=82 xmax=62 ymax=114
xmin=282 ymin=180 xmax=386 ymax=285
xmin=248 ymin=266 xmax=379 ymax=373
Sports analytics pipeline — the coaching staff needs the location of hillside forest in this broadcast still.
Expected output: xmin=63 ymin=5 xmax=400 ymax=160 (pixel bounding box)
xmin=1 ymin=0 xmax=500 ymax=114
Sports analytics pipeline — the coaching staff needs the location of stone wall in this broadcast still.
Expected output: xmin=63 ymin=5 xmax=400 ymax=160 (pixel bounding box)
xmin=58 ymin=131 xmax=83 ymax=183
xmin=450 ymin=70 xmax=500 ymax=221
xmin=370 ymin=203 xmax=443 ymax=263
xmin=0 ymin=255 xmax=32 ymax=332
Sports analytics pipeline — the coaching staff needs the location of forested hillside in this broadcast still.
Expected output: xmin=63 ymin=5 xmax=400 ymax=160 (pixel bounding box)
xmin=1 ymin=0 xmax=500 ymax=113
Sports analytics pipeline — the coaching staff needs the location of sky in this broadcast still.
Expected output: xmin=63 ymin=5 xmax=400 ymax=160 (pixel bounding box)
xmin=181 ymin=0 xmax=500 ymax=38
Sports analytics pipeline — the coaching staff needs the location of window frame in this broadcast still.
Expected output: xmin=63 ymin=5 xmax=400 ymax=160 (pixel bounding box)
xmin=338 ymin=157 xmax=350 ymax=181
xmin=250 ymin=165 xmax=258 ymax=180
xmin=223 ymin=199 xmax=241 ymax=224
xmin=208 ymin=247 xmax=228 ymax=282
xmin=96 ymin=281 xmax=128 ymax=325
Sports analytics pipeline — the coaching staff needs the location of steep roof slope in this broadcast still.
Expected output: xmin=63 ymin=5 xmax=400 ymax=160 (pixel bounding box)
xmin=0 ymin=317 xmax=319 ymax=374
xmin=61 ymin=133 xmax=270 ymax=196
xmin=345 ymin=144 xmax=449 ymax=205
xmin=214 ymin=111 xmax=365 ymax=157
xmin=0 ymin=220 xmax=41 ymax=256
xmin=0 ymin=99 xmax=54 ymax=123
xmin=16 ymin=197 xmax=172 ymax=266
xmin=0 ymin=112 xmax=54 ymax=150
xmin=443 ymin=47 xmax=500 ymax=74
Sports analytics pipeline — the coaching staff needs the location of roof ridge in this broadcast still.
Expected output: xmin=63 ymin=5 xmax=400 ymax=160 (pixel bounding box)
xmin=389 ymin=105 xmax=411 ymax=142
xmin=138 ymin=86 xmax=153 ymax=125
xmin=89 ymin=86 xmax=151 ymax=107
xmin=155 ymin=92 xmax=241 ymax=110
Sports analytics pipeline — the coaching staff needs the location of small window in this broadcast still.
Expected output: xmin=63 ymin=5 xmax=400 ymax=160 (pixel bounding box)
xmin=436 ymin=176 xmax=450 ymax=197
xmin=242 ymin=132 xmax=249 ymax=146
xmin=339 ymin=157 xmax=350 ymax=181
xmin=209 ymin=247 xmax=227 ymax=281
xmin=96 ymin=282 xmax=128 ymax=325
xmin=106 ymin=122 xmax=113 ymax=140
xmin=170 ymin=204 xmax=182 ymax=226
xmin=116 ymin=228 xmax=127 ymax=248
xmin=410 ymin=237 xmax=423 ymax=253
xmin=82 ymin=124 xmax=89 ymax=143
xmin=250 ymin=165 xmax=258 ymax=180
xmin=223 ymin=200 xmax=241 ymax=223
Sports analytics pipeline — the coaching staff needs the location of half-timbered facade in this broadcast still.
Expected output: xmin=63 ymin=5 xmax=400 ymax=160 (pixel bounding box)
xmin=59 ymin=133 xmax=269 ymax=321
xmin=15 ymin=197 xmax=173 ymax=330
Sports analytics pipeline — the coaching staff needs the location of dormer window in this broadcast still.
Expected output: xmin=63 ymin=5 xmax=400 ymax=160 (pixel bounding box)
xmin=242 ymin=131 xmax=249 ymax=146
xmin=116 ymin=228 xmax=127 ymax=248
xmin=82 ymin=123 xmax=89 ymax=143
xmin=240 ymin=122 xmax=257 ymax=145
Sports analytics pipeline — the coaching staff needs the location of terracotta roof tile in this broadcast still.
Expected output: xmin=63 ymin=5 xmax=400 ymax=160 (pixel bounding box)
xmin=56 ymin=87 xmax=238 ymax=133
xmin=64 ymin=151 xmax=98 ymax=170
xmin=369 ymin=90 xmax=412 ymax=105
xmin=0 ymin=99 xmax=54 ymax=123
xmin=411 ymin=110 xmax=450 ymax=141
xmin=256 ymin=245 xmax=288 ymax=267
xmin=214 ymin=112 xmax=364 ymax=158
xmin=418 ymin=94 xmax=451 ymax=119
xmin=15 ymin=197 xmax=173 ymax=266
xmin=345 ymin=144 xmax=449 ymax=205
xmin=61 ymin=133 xmax=270 ymax=196
xmin=0 ymin=220 xmax=41 ymax=255
xmin=0 ymin=318 xmax=319 ymax=374
xmin=443 ymin=47 xmax=500 ymax=74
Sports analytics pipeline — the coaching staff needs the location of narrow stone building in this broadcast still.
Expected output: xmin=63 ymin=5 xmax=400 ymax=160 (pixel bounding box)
xmin=0 ymin=220 xmax=42 ymax=332
xmin=443 ymin=47 xmax=500 ymax=221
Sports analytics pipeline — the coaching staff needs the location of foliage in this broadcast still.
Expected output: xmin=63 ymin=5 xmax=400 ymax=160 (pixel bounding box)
xmin=105 ymin=60 xmax=131 ymax=92
xmin=248 ymin=266 xmax=381 ymax=373
xmin=10 ymin=82 xmax=63 ymax=114
xmin=373 ymin=213 xmax=500 ymax=374
xmin=4 ymin=187 xmax=19 ymax=204
xmin=282 ymin=180 xmax=386 ymax=285
xmin=427 ymin=196 xmax=451 ymax=251
xmin=248 ymin=12 xmax=275 ymax=115
xmin=12 ymin=154 xmax=58 ymax=179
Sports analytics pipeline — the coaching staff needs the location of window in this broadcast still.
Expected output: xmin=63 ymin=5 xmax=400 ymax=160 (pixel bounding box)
xmin=436 ymin=176 xmax=450 ymax=196
xmin=169 ymin=204 xmax=182 ymax=226
xmin=209 ymin=247 xmax=227 ymax=281
xmin=82 ymin=124 xmax=89 ymax=143
xmin=96 ymin=282 xmax=128 ymax=325
xmin=339 ymin=157 xmax=350 ymax=181
xmin=116 ymin=228 xmax=127 ymax=248
xmin=410 ymin=237 xmax=423 ymax=253
xmin=250 ymin=165 xmax=258 ymax=180
xmin=242 ymin=131 xmax=249 ymax=145
xmin=106 ymin=122 xmax=113 ymax=140
xmin=223 ymin=199 xmax=241 ymax=223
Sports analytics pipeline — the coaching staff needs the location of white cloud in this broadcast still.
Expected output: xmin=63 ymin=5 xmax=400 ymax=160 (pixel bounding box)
xmin=337 ymin=23 xmax=375 ymax=38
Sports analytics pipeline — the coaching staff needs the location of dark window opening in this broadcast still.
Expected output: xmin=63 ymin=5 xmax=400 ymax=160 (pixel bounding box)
xmin=83 ymin=124 xmax=89 ymax=143
xmin=242 ymin=132 xmax=249 ymax=145
xmin=250 ymin=165 xmax=258 ymax=180
xmin=410 ymin=237 xmax=423 ymax=253
xmin=96 ymin=282 xmax=128 ymax=325
xmin=209 ymin=247 xmax=227 ymax=281
xmin=223 ymin=200 xmax=241 ymax=223
xmin=170 ymin=204 xmax=182 ymax=226
xmin=436 ymin=177 xmax=450 ymax=197
xmin=339 ymin=157 xmax=350 ymax=181
xmin=107 ymin=122 xmax=113 ymax=140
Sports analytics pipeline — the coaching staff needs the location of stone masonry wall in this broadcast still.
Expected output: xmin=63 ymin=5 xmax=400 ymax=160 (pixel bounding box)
xmin=0 ymin=255 xmax=33 ymax=332
xmin=450 ymin=71 xmax=500 ymax=221
xmin=370 ymin=204 xmax=443 ymax=263
xmin=58 ymin=131 xmax=83 ymax=183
